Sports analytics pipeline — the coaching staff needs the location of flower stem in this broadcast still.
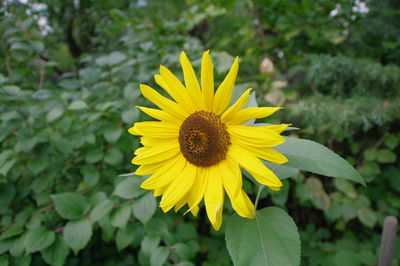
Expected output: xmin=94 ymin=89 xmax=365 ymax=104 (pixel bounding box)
xmin=254 ymin=185 xmax=264 ymax=210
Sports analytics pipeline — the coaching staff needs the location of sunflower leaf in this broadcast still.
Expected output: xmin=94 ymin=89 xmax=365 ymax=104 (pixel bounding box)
xmin=225 ymin=207 xmax=300 ymax=266
xmin=275 ymin=137 xmax=365 ymax=185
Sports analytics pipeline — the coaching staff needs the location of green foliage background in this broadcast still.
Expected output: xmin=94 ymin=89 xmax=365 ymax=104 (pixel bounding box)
xmin=1 ymin=0 xmax=399 ymax=265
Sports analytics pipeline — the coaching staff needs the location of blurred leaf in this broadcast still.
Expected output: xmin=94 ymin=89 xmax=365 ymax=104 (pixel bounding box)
xmin=104 ymin=147 xmax=124 ymax=165
xmin=226 ymin=207 xmax=300 ymax=266
xmin=357 ymin=208 xmax=377 ymax=228
xmin=132 ymin=193 xmax=157 ymax=224
xmin=24 ymin=227 xmax=55 ymax=253
xmin=51 ymin=192 xmax=90 ymax=220
xmin=80 ymin=67 xmax=101 ymax=84
xmin=122 ymin=109 xmax=139 ymax=124
xmin=0 ymin=225 xmax=23 ymax=240
xmin=0 ymin=184 xmax=15 ymax=213
xmin=110 ymin=204 xmax=131 ymax=228
xmin=63 ymin=219 xmax=92 ymax=255
xmin=89 ymin=199 xmax=114 ymax=222
xmin=68 ymin=100 xmax=88 ymax=110
xmin=80 ymin=165 xmax=99 ymax=187
xmin=103 ymin=126 xmax=122 ymax=143
xmin=334 ymin=179 xmax=357 ymax=199
xmin=113 ymin=177 xmax=144 ymax=199
xmin=376 ymin=149 xmax=396 ymax=163
xmin=41 ymin=236 xmax=69 ymax=266
xmin=384 ymin=135 xmax=399 ymax=150
xmin=115 ymin=223 xmax=136 ymax=251
xmin=150 ymin=246 xmax=170 ymax=266
xmin=141 ymin=235 xmax=161 ymax=257
xmin=172 ymin=243 xmax=195 ymax=260
xmin=85 ymin=148 xmax=104 ymax=164
xmin=46 ymin=108 xmax=64 ymax=123
xmin=27 ymin=159 xmax=47 ymax=175
xmin=275 ymin=137 xmax=365 ymax=185
xmin=58 ymin=79 xmax=80 ymax=90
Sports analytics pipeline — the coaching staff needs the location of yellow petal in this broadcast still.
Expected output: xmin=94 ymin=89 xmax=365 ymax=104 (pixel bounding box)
xmin=129 ymin=121 xmax=179 ymax=138
xmin=139 ymin=84 xmax=187 ymax=120
xmin=135 ymin=162 xmax=163 ymax=176
xmin=156 ymin=68 xmax=196 ymax=113
xmin=229 ymin=144 xmax=283 ymax=189
xmin=140 ymin=155 xmax=185 ymax=190
xmin=204 ymin=166 xmax=224 ymax=230
xmin=231 ymin=190 xmax=255 ymax=218
xmin=174 ymin=193 xmax=188 ymax=213
xmin=180 ymin=51 xmax=202 ymax=110
xmin=213 ymin=57 xmax=239 ymax=114
xmin=185 ymin=167 xmax=208 ymax=215
xmin=221 ymin=88 xmax=252 ymax=123
xmin=220 ymin=157 xmax=242 ymax=198
xmin=263 ymin=124 xmax=291 ymax=134
xmin=136 ymin=106 xmax=176 ymax=122
xmin=234 ymin=143 xmax=288 ymax=165
xmin=201 ymin=50 xmax=214 ymax=111
xmin=217 ymin=158 xmax=254 ymax=218
xmin=132 ymin=143 xmax=179 ymax=165
xmin=227 ymin=107 xmax=282 ymax=125
xmin=229 ymin=125 xmax=285 ymax=147
xmin=154 ymin=186 xmax=166 ymax=197
xmin=159 ymin=162 xmax=197 ymax=211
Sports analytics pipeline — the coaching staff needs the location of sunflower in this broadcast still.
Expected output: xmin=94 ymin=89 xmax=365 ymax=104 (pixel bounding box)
xmin=129 ymin=51 xmax=289 ymax=230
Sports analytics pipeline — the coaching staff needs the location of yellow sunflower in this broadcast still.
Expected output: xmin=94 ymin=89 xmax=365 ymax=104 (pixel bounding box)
xmin=129 ymin=51 xmax=289 ymax=230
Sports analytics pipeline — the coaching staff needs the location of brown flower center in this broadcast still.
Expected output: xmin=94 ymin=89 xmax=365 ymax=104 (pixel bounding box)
xmin=179 ymin=111 xmax=230 ymax=167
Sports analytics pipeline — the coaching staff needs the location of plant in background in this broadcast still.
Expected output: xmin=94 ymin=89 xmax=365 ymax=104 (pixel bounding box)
xmin=128 ymin=51 xmax=366 ymax=265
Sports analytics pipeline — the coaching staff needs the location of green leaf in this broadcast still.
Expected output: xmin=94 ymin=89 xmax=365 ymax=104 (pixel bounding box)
xmin=85 ymin=148 xmax=104 ymax=164
xmin=122 ymin=109 xmax=139 ymax=124
xmin=376 ymin=149 xmax=396 ymax=163
xmin=10 ymin=235 xmax=25 ymax=257
xmin=264 ymin=162 xmax=299 ymax=179
xmin=357 ymin=208 xmax=377 ymax=228
xmin=58 ymin=79 xmax=80 ymax=90
xmin=24 ymin=227 xmax=55 ymax=253
xmin=275 ymin=137 xmax=365 ymax=185
xmin=46 ymin=108 xmax=64 ymax=123
xmin=115 ymin=223 xmax=136 ymax=251
xmin=89 ymin=199 xmax=114 ymax=222
xmin=0 ymin=184 xmax=15 ymax=213
xmin=150 ymin=246 xmax=170 ymax=266
xmin=110 ymin=203 xmax=131 ymax=228
xmin=132 ymin=193 xmax=157 ymax=224
xmin=79 ymin=67 xmax=101 ymax=84
xmin=384 ymin=135 xmax=399 ymax=150
xmin=41 ymin=236 xmax=69 ymax=266
xmin=32 ymin=177 xmax=50 ymax=194
xmin=0 ymin=225 xmax=23 ymax=240
xmin=51 ymin=192 xmax=89 ymax=220
xmin=141 ymin=235 xmax=161 ymax=257
xmin=334 ymin=179 xmax=357 ymax=199
xmin=172 ymin=243 xmax=195 ymax=260
xmin=63 ymin=219 xmax=92 ymax=255
xmin=80 ymin=165 xmax=100 ymax=187
xmin=108 ymin=52 xmax=127 ymax=65
xmin=68 ymin=100 xmax=88 ymax=110
xmin=225 ymin=207 xmax=300 ymax=266
xmin=104 ymin=147 xmax=124 ymax=165
xmin=27 ymin=159 xmax=47 ymax=175
xmin=103 ymin=126 xmax=122 ymax=143
xmin=113 ymin=177 xmax=145 ymax=199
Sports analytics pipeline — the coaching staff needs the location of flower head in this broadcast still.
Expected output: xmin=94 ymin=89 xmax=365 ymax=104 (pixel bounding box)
xmin=129 ymin=51 xmax=289 ymax=230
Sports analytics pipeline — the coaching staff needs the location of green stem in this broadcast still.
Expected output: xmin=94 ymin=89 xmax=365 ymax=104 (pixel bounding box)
xmin=254 ymin=185 xmax=264 ymax=211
